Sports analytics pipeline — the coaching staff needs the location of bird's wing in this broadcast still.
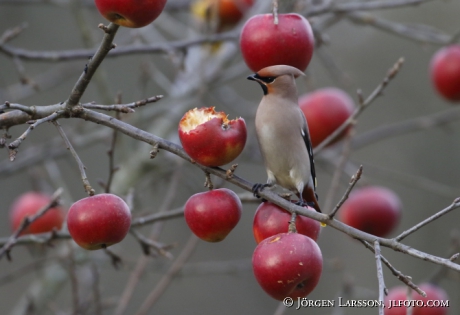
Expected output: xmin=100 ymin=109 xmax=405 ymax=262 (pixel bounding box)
xmin=300 ymin=110 xmax=317 ymax=192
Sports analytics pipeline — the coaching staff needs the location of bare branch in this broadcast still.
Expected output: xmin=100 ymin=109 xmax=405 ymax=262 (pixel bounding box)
xmin=131 ymin=207 xmax=184 ymax=227
xmin=306 ymin=0 xmax=435 ymax=16
xmin=395 ymin=198 xmax=460 ymax=242
xmin=82 ymin=95 xmax=163 ymax=113
xmin=8 ymin=110 xmax=63 ymax=161
xmin=374 ymin=240 xmax=385 ymax=315
xmin=347 ymin=11 xmax=452 ymax=45
xmin=65 ymin=22 xmax=119 ymax=108
xmin=360 ymin=240 xmax=426 ymax=297
xmin=314 ymin=57 xmax=404 ymax=153
xmin=352 ymin=107 xmax=460 ymax=150
xmin=129 ymin=229 xmax=174 ymax=259
xmin=329 ymin=165 xmax=363 ymax=219
xmin=0 ymin=31 xmax=238 ymax=62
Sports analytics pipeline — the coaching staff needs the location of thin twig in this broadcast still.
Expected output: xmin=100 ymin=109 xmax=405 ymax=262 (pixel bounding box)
xmin=114 ymin=166 xmax=183 ymax=315
xmin=360 ymin=240 xmax=426 ymax=297
xmin=347 ymin=11 xmax=452 ymax=45
xmin=131 ymin=207 xmax=185 ymax=227
xmin=8 ymin=110 xmax=64 ymax=161
xmin=314 ymin=57 xmax=404 ymax=153
xmin=53 ymin=121 xmax=94 ymax=196
xmin=0 ymin=31 xmax=238 ymax=62
xmin=323 ymin=126 xmax=355 ymax=214
xmin=395 ymin=197 xmax=460 ymax=242
xmin=82 ymin=95 xmax=163 ymax=113
xmin=129 ymin=229 xmax=174 ymax=259
xmin=104 ymin=94 xmax=121 ymax=194
xmin=104 ymin=247 xmax=123 ymax=269
xmin=329 ymin=165 xmax=363 ymax=218
xmin=306 ymin=0 xmax=436 ymax=17
xmin=134 ymin=234 xmax=200 ymax=315
xmin=0 ymin=23 xmax=28 ymax=44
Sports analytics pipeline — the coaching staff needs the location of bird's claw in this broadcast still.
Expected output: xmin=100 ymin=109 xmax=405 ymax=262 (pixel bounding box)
xmin=252 ymin=183 xmax=271 ymax=199
xmin=294 ymin=200 xmax=316 ymax=209
xmin=294 ymin=199 xmax=306 ymax=207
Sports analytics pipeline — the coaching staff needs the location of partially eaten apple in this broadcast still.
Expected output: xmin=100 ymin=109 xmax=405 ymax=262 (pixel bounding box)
xmin=178 ymin=107 xmax=247 ymax=167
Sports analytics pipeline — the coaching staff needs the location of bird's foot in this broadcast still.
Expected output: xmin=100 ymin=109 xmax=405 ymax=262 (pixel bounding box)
xmin=294 ymin=199 xmax=306 ymax=207
xmin=294 ymin=199 xmax=317 ymax=209
xmin=252 ymin=183 xmax=272 ymax=200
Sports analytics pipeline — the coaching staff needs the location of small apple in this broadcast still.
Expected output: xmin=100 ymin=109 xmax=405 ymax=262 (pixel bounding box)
xmin=430 ymin=45 xmax=460 ymax=102
xmin=184 ymin=188 xmax=242 ymax=242
xmin=192 ymin=0 xmax=254 ymax=31
xmin=94 ymin=0 xmax=167 ymax=28
xmin=240 ymin=13 xmax=314 ymax=72
xmin=67 ymin=194 xmax=131 ymax=250
xmin=384 ymin=283 xmax=449 ymax=315
xmin=252 ymin=232 xmax=323 ymax=300
xmin=339 ymin=186 xmax=402 ymax=237
xmin=217 ymin=0 xmax=254 ymax=29
xmin=178 ymin=107 xmax=247 ymax=167
xmin=9 ymin=192 xmax=65 ymax=235
xmin=299 ymin=88 xmax=355 ymax=148
xmin=253 ymin=201 xmax=320 ymax=244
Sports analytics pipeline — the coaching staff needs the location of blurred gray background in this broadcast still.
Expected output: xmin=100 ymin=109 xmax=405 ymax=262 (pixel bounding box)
xmin=1 ymin=0 xmax=460 ymax=314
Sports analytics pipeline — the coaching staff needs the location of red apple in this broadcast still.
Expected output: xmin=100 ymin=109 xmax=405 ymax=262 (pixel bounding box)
xmin=430 ymin=45 xmax=460 ymax=102
xmin=253 ymin=201 xmax=320 ymax=244
xmin=384 ymin=283 xmax=449 ymax=315
xmin=218 ymin=0 xmax=254 ymax=28
xmin=192 ymin=0 xmax=254 ymax=32
xmin=299 ymin=88 xmax=355 ymax=148
xmin=67 ymin=193 xmax=131 ymax=250
xmin=252 ymin=232 xmax=323 ymax=300
xmin=339 ymin=186 xmax=402 ymax=237
xmin=240 ymin=13 xmax=315 ymax=72
xmin=9 ymin=192 xmax=65 ymax=235
xmin=184 ymin=188 xmax=242 ymax=242
xmin=178 ymin=107 xmax=247 ymax=167
xmin=94 ymin=0 xmax=167 ymax=28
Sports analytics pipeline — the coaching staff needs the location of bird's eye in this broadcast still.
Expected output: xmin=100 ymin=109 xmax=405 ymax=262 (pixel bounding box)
xmin=261 ymin=76 xmax=276 ymax=84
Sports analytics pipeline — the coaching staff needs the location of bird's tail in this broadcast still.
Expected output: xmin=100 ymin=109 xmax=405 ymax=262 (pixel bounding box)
xmin=302 ymin=186 xmax=321 ymax=213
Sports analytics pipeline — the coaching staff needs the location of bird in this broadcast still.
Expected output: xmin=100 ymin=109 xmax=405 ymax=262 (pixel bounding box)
xmin=247 ymin=65 xmax=321 ymax=213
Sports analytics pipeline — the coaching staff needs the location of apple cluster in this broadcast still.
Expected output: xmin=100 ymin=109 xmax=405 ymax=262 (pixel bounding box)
xmin=9 ymin=192 xmax=132 ymax=250
xmin=252 ymin=202 xmax=323 ymax=300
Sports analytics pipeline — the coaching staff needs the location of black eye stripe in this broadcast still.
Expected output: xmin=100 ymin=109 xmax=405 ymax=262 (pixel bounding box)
xmin=254 ymin=74 xmax=276 ymax=84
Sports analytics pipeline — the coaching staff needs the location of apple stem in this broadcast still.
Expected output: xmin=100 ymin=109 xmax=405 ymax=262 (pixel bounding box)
xmin=53 ymin=121 xmax=95 ymax=196
xmin=288 ymin=212 xmax=297 ymax=233
xmin=204 ymin=171 xmax=214 ymax=190
xmin=272 ymin=0 xmax=279 ymax=25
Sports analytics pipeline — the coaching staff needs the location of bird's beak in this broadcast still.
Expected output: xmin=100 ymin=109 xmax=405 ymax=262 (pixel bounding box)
xmin=247 ymin=73 xmax=268 ymax=95
xmin=247 ymin=74 xmax=257 ymax=81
